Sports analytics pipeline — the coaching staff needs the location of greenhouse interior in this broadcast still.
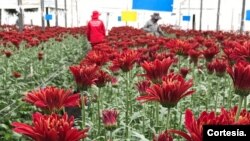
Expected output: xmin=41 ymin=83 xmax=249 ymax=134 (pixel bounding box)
xmin=1 ymin=0 xmax=250 ymax=141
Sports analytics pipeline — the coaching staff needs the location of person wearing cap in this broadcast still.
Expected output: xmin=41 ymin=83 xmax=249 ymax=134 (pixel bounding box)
xmin=142 ymin=13 xmax=165 ymax=37
xmin=87 ymin=10 xmax=106 ymax=47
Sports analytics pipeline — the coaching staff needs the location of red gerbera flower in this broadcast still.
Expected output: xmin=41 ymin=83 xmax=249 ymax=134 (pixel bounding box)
xmin=213 ymin=58 xmax=228 ymax=76
xmin=38 ymin=51 xmax=43 ymax=61
xmin=204 ymin=39 xmax=215 ymax=48
xmin=12 ymin=112 xmax=88 ymax=141
xmin=94 ymin=70 xmax=117 ymax=88
xmin=227 ymin=61 xmax=250 ymax=96
xmin=81 ymin=50 xmax=109 ymax=66
xmin=168 ymin=107 xmax=250 ymax=141
xmin=140 ymin=58 xmax=174 ymax=83
xmin=102 ymin=109 xmax=119 ymax=131
xmin=231 ymin=41 xmax=250 ymax=62
xmin=153 ymin=130 xmax=173 ymax=141
xmin=207 ymin=58 xmax=228 ymax=77
xmin=136 ymin=80 xmax=151 ymax=96
xmin=12 ymin=71 xmax=21 ymax=78
xmin=109 ymin=49 xmax=139 ymax=72
xmin=69 ymin=64 xmax=99 ymax=90
xmin=223 ymin=47 xmax=235 ymax=65
xmin=188 ymin=49 xmax=201 ymax=66
xmin=179 ymin=67 xmax=189 ymax=78
xmin=220 ymin=106 xmax=250 ymax=125
xmin=4 ymin=50 xmax=12 ymax=58
xmin=24 ymin=86 xmax=80 ymax=113
xmin=202 ymin=46 xmax=219 ymax=62
xmin=137 ymin=73 xmax=194 ymax=108
xmin=166 ymin=39 xmax=191 ymax=57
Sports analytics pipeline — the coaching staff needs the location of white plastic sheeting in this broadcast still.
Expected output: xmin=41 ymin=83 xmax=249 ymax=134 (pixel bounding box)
xmin=0 ymin=0 xmax=40 ymax=8
xmin=0 ymin=0 xmax=249 ymax=31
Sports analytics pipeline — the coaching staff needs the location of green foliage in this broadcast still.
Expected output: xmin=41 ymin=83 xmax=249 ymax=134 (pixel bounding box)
xmin=0 ymin=35 xmax=89 ymax=141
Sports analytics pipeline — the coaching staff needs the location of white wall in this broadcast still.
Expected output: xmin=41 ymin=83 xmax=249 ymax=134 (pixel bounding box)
xmin=1 ymin=0 xmax=250 ymax=32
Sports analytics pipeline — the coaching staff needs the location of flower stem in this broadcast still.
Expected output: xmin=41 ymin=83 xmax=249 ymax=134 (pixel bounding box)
xmin=222 ymin=77 xmax=226 ymax=106
xmin=178 ymin=111 xmax=182 ymax=129
xmin=142 ymin=108 xmax=145 ymax=134
xmin=214 ymin=81 xmax=220 ymax=112
xmin=125 ymin=72 xmax=130 ymax=138
xmin=228 ymin=78 xmax=233 ymax=109
xmin=97 ymin=88 xmax=101 ymax=135
xmin=244 ymin=96 xmax=247 ymax=109
xmin=178 ymin=56 xmax=181 ymax=70
xmin=63 ymin=107 xmax=65 ymax=114
xmin=4 ymin=58 xmax=8 ymax=95
xmin=228 ymin=90 xmax=233 ymax=109
xmin=156 ymin=103 xmax=159 ymax=127
xmin=178 ymin=104 xmax=183 ymax=129
xmin=235 ymin=96 xmax=244 ymax=122
xmin=81 ymin=93 xmax=86 ymax=129
xmin=166 ymin=108 xmax=171 ymax=129
xmin=206 ymin=75 xmax=212 ymax=111
xmin=110 ymin=131 xmax=113 ymax=141
xmin=129 ymin=70 xmax=133 ymax=116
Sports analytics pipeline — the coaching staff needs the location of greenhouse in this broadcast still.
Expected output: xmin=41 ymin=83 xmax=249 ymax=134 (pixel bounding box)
xmin=0 ymin=0 xmax=250 ymax=141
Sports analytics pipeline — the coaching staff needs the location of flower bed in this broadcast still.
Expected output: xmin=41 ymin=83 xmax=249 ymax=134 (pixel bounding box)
xmin=3 ymin=25 xmax=250 ymax=141
xmin=0 ymin=31 xmax=89 ymax=140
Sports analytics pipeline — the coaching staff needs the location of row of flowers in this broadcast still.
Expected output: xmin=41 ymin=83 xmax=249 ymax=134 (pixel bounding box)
xmin=0 ymin=27 xmax=90 ymax=140
xmin=11 ymin=25 xmax=250 ymax=140
xmin=0 ymin=26 xmax=86 ymax=48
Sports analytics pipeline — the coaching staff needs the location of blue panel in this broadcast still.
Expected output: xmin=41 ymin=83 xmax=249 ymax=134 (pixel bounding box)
xmin=182 ymin=16 xmax=190 ymax=21
xmin=45 ymin=14 xmax=52 ymax=20
xmin=132 ymin=0 xmax=173 ymax=12
xmin=246 ymin=10 xmax=250 ymax=21
xmin=118 ymin=16 xmax=121 ymax=21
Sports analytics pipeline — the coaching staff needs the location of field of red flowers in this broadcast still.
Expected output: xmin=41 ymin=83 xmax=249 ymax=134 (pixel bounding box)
xmin=1 ymin=25 xmax=250 ymax=141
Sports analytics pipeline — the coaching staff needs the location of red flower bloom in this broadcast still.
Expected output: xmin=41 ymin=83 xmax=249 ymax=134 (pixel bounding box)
xmin=102 ymin=109 xmax=119 ymax=131
xmin=153 ymin=52 xmax=177 ymax=62
xmin=169 ymin=109 xmax=227 ymax=141
xmin=206 ymin=61 xmax=214 ymax=74
xmin=195 ymin=36 xmax=204 ymax=44
xmin=136 ymin=80 xmax=151 ymax=96
xmin=227 ymin=61 xmax=250 ymax=96
xmin=24 ymin=86 xmax=80 ymax=113
xmin=110 ymin=49 xmax=139 ymax=72
xmin=69 ymin=65 xmax=98 ymax=90
xmin=204 ymin=39 xmax=215 ymax=48
xmin=212 ymin=58 xmax=228 ymax=76
xmin=137 ymin=73 xmax=194 ymax=108
xmin=38 ymin=51 xmax=43 ymax=61
xmin=81 ymin=50 xmax=109 ymax=66
xmin=185 ymin=109 xmax=216 ymax=141
xmin=231 ymin=41 xmax=250 ymax=62
xmin=202 ymin=46 xmax=219 ymax=62
xmin=12 ymin=71 xmax=21 ymax=78
xmin=94 ymin=70 xmax=117 ymax=88
xmin=153 ymin=130 xmax=173 ymax=141
xmin=12 ymin=112 xmax=88 ymax=141
xmin=220 ymin=106 xmax=250 ymax=125
xmin=141 ymin=58 xmax=174 ymax=83
xmin=168 ymin=107 xmax=250 ymax=141
xmin=179 ymin=67 xmax=189 ymax=78
xmin=223 ymin=47 xmax=235 ymax=64
xmin=188 ymin=49 xmax=201 ymax=66
xmin=4 ymin=50 xmax=12 ymax=58
xmin=206 ymin=58 xmax=228 ymax=76
xmin=166 ymin=39 xmax=191 ymax=56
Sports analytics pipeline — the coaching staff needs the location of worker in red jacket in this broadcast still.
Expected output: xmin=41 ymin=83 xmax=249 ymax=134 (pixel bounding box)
xmin=87 ymin=11 xmax=106 ymax=47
